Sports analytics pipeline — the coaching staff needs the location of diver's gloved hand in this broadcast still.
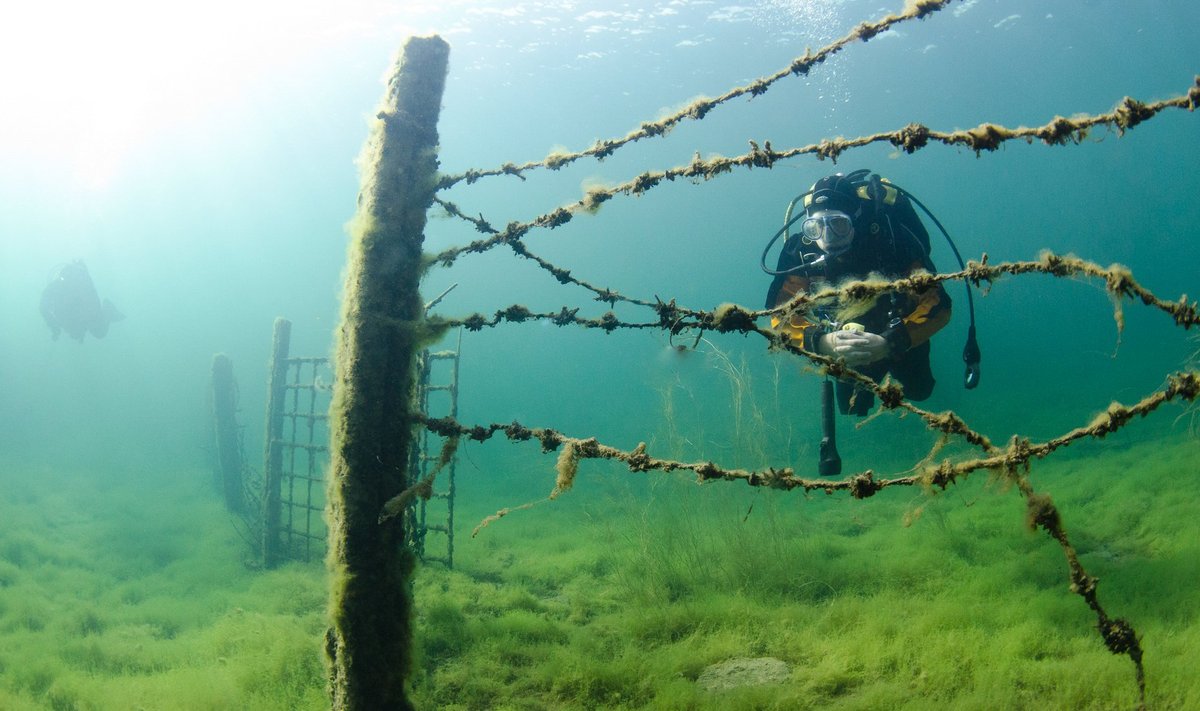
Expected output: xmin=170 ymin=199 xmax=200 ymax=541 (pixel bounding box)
xmin=819 ymin=328 xmax=889 ymax=366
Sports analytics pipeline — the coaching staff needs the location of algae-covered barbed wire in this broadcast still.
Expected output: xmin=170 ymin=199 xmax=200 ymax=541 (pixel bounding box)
xmin=384 ymin=8 xmax=1198 ymax=709
xmin=427 ymin=250 xmax=1198 ymax=469
xmin=429 ymin=77 xmax=1200 ymax=269
xmin=427 ymin=252 xmax=1198 ymax=480
xmin=1014 ymin=470 xmax=1147 ymax=702
xmin=414 ymin=105 xmax=1200 ymax=709
xmin=433 ymin=0 xmax=960 ymax=192
xmin=405 ymin=367 xmax=1196 ymax=708
xmin=408 ymin=254 xmax=1199 ymax=703
xmin=412 ymin=211 xmax=1200 ymax=711
xmin=407 ymin=367 xmax=1199 ymax=703
xmin=412 ymin=369 xmax=1199 ymax=499
xmin=433 ymin=252 xmax=1200 ymax=337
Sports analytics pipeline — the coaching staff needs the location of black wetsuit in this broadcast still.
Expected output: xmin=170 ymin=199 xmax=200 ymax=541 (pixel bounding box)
xmin=766 ymin=194 xmax=951 ymax=415
xmin=40 ymin=260 xmax=121 ymax=342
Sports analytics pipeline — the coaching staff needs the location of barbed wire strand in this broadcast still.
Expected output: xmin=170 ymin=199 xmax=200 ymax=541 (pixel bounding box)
xmin=429 ymin=77 xmax=1200 ymax=268
xmin=432 ymin=252 xmax=1200 ymax=339
xmin=410 ymin=367 xmax=1195 ymax=709
xmin=413 ymin=369 xmax=1196 ymax=501
xmin=406 ymin=17 xmax=1199 ymax=701
xmin=414 ymin=249 xmax=1199 ymax=708
xmin=434 ymin=0 xmax=961 ymax=192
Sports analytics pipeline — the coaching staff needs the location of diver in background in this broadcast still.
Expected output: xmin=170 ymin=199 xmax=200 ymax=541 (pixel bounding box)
xmin=764 ymin=170 xmax=952 ymax=416
xmin=40 ymin=260 xmax=124 ymax=342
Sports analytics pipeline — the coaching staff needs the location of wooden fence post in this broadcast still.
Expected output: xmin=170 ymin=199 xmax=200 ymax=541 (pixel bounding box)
xmin=262 ymin=317 xmax=291 ymax=568
xmin=210 ymin=353 xmax=245 ymax=513
xmin=324 ymin=35 xmax=450 ymax=710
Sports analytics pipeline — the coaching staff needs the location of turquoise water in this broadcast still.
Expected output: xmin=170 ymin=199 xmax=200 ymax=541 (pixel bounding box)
xmin=0 ymin=1 xmax=1197 ymax=708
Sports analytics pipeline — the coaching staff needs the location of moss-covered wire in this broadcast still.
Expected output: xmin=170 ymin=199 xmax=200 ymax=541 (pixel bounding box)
xmin=433 ymin=0 xmax=961 ymax=190
xmin=430 ymin=77 xmax=1200 ymax=268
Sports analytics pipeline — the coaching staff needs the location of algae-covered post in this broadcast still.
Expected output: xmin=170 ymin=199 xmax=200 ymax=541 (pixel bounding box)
xmin=210 ymin=353 xmax=245 ymax=513
xmin=325 ymin=36 xmax=450 ymax=711
xmin=262 ymin=316 xmax=292 ymax=567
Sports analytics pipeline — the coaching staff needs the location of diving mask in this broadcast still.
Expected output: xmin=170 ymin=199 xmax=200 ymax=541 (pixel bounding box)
xmin=801 ymin=210 xmax=855 ymax=255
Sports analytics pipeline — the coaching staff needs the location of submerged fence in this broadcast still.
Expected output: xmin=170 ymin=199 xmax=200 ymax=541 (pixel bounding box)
xmin=261 ymin=318 xmax=333 ymax=567
xmin=208 ymin=316 xmax=461 ymax=572
xmin=203 ymin=2 xmax=1199 ymax=708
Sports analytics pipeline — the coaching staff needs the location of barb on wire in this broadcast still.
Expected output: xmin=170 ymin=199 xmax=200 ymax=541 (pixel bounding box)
xmin=434 ymin=305 xmax=656 ymax=334
xmin=433 ymin=195 xmax=499 ymax=234
xmin=506 ymin=240 xmax=661 ymax=309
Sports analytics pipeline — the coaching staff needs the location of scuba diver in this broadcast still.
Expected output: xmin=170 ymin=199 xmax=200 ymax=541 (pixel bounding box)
xmin=761 ymin=169 xmax=981 ymax=474
xmin=40 ymin=260 xmax=124 ymax=342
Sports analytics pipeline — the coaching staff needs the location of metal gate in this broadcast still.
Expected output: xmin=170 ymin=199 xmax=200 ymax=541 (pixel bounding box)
xmin=253 ymin=318 xmax=461 ymax=568
xmin=261 ymin=318 xmax=333 ymax=566
xmin=406 ymin=330 xmax=462 ymax=568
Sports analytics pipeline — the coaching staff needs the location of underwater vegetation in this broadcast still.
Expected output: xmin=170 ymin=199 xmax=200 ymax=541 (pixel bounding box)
xmin=398 ymin=18 xmax=1199 ymax=710
xmin=0 ymin=467 xmax=328 ymax=711
xmin=2 ymin=391 xmax=1197 ymax=709
xmin=2 ymin=4 xmax=1195 ymax=707
xmin=397 ymin=349 xmax=1200 ymax=710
